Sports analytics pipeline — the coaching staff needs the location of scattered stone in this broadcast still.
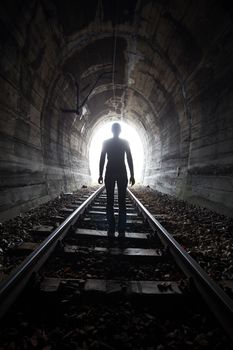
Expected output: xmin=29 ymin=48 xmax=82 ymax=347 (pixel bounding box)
xmin=132 ymin=186 xmax=233 ymax=283
xmin=0 ymin=186 xmax=99 ymax=280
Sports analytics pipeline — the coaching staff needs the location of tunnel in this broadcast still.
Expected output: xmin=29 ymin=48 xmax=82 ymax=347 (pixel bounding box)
xmin=0 ymin=0 xmax=233 ymax=221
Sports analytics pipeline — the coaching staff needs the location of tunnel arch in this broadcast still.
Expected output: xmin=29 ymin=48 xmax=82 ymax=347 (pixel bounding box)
xmin=57 ymin=28 xmax=191 ymax=188
xmin=0 ymin=0 xmax=233 ymax=220
xmin=39 ymin=8 xmax=233 ymax=213
xmin=61 ymin=31 xmax=187 ymax=104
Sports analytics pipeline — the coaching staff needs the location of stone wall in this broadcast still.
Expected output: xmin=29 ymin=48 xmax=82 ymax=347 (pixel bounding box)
xmin=0 ymin=0 xmax=233 ymax=221
xmin=0 ymin=2 xmax=90 ymax=221
xmin=143 ymin=2 xmax=233 ymax=217
xmin=183 ymin=62 xmax=233 ymax=216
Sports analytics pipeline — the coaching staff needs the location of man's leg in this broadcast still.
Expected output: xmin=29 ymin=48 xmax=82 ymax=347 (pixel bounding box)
xmin=117 ymin=176 xmax=128 ymax=236
xmin=105 ymin=176 xmax=116 ymax=235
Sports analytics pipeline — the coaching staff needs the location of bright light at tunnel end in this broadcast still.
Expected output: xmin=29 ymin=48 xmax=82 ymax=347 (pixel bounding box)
xmin=89 ymin=121 xmax=144 ymax=184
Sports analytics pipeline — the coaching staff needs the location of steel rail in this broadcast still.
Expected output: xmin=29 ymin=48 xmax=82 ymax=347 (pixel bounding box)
xmin=127 ymin=188 xmax=233 ymax=339
xmin=0 ymin=185 xmax=105 ymax=319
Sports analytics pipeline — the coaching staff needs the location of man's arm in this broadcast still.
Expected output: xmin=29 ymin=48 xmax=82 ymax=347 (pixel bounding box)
xmin=98 ymin=141 xmax=107 ymax=184
xmin=126 ymin=142 xmax=135 ymax=186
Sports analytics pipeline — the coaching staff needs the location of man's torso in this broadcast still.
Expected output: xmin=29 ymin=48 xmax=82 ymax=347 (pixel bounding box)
xmin=104 ymin=138 xmax=128 ymax=177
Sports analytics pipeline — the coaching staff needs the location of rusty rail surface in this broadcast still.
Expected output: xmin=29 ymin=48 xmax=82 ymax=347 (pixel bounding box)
xmin=0 ymin=186 xmax=104 ymax=319
xmin=1 ymin=185 xmax=233 ymax=341
xmin=127 ymin=188 xmax=233 ymax=340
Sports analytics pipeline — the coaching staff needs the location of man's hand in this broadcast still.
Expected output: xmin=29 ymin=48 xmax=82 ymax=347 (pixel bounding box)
xmin=98 ymin=176 xmax=103 ymax=184
xmin=129 ymin=176 xmax=135 ymax=186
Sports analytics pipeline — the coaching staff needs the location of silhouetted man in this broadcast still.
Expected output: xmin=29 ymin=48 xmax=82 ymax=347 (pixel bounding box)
xmin=98 ymin=123 xmax=135 ymax=238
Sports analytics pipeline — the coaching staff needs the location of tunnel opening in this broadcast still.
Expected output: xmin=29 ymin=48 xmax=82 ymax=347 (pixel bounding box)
xmin=88 ymin=120 xmax=145 ymax=184
xmin=0 ymin=0 xmax=232 ymax=221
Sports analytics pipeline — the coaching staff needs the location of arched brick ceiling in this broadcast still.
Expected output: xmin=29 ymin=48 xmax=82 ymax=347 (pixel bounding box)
xmin=56 ymin=0 xmax=204 ymax=127
xmin=1 ymin=0 xmax=233 ymax=219
xmin=51 ymin=0 xmax=231 ymax=136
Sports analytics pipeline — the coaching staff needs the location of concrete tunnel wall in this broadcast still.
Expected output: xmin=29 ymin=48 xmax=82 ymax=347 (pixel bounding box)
xmin=0 ymin=0 xmax=233 ymax=221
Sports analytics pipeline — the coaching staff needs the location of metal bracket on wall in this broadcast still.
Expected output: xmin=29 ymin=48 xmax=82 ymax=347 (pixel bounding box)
xmin=61 ymin=71 xmax=115 ymax=116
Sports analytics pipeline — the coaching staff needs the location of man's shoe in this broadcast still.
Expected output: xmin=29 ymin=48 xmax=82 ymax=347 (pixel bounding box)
xmin=118 ymin=231 xmax=125 ymax=239
xmin=107 ymin=230 xmax=115 ymax=238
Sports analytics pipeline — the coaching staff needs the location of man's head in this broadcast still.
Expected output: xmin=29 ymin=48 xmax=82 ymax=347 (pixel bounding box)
xmin=111 ymin=122 xmax=121 ymax=137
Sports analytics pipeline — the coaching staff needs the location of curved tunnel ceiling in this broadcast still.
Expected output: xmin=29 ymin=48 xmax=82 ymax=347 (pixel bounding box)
xmin=1 ymin=0 xmax=232 ymax=220
xmin=56 ymin=0 xmax=207 ymax=131
xmin=41 ymin=0 xmax=233 ymax=195
xmin=62 ymin=35 xmax=160 ymax=129
xmin=48 ymin=0 xmax=232 ymax=143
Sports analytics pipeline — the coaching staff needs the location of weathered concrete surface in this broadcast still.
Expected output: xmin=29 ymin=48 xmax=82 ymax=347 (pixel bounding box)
xmin=0 ymin=1 xmax=90 ymax=220
xmin=0 ymin=0 xmax=233 ymax=219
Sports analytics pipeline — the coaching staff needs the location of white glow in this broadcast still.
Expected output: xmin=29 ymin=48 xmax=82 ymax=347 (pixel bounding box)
xmin=89 ymin=121 xmax=144 ymax=183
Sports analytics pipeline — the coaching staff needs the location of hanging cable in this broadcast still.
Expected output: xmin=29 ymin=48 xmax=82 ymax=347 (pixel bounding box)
xmin=97 ymin=0 xmax=103 ymax=30
xmin=112 ymin=0 xmax=117 ymax=115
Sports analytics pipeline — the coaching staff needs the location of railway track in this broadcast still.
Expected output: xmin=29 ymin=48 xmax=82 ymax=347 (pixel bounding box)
xmin=0 ymin=186 xmax=233 ymax=349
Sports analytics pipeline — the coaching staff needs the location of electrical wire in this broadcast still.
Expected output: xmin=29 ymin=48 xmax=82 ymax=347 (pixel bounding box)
xmin=97 ymin=0 xmax=103 ymax=29
xmin=112 ymin=1 xmax=117 ymax=115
